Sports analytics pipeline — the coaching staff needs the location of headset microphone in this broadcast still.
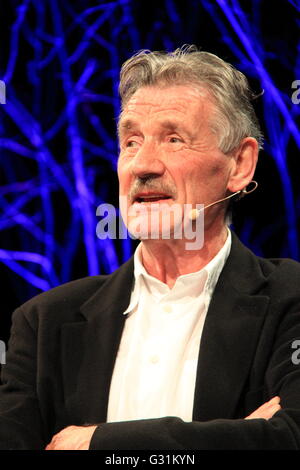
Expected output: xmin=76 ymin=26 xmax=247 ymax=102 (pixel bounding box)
xmin=189 ymin=180 xmax=258 ymax=221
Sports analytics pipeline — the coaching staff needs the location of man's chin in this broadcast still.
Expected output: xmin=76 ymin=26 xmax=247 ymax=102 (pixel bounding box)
xmin=127 ymin=219 xmax=178 ymax=241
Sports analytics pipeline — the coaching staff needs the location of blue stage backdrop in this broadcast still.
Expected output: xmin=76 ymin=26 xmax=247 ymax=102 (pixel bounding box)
xmin=0 ymin=0 xmax=300 ymax=340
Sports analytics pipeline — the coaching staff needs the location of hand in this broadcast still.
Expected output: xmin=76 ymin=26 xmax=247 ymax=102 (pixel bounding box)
xmin=245 ymin=396 xmax=281 ymax=420
xmin=45 ymin=425 xmax=97 ymax=450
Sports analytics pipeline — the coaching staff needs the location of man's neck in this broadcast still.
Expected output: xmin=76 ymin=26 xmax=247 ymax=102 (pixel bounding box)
xmin=140 ymin=225 xmax=229 ymax=289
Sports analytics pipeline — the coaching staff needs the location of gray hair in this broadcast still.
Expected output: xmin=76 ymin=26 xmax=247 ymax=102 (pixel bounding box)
xmin=119 ymin=45 xmax=263 ymax=154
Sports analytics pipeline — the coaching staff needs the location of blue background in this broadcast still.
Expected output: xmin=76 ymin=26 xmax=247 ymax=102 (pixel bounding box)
xmin=1 ymin=0 xmax=300 ymax=341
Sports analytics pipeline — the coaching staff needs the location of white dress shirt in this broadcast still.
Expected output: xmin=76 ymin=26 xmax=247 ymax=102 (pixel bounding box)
xmin=107 ymin=230 xmax=232 ymax=423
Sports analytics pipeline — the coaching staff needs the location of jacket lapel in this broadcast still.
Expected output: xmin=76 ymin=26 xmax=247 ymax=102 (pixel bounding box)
xmin=60 ymin=258 xmax=134 ymax=425
xmin=193 ymin=233 xmax=270 ymax=421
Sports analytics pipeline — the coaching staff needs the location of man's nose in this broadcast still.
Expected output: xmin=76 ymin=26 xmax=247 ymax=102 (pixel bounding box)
xmin=130 ymin=141 xmax=165 ymax=179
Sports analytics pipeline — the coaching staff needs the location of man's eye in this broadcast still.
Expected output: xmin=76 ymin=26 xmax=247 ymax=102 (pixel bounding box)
xmin=126 ymin=140 xmax=139 ymax=148
xmin=169 ymin=137 xmax=182 ymax=143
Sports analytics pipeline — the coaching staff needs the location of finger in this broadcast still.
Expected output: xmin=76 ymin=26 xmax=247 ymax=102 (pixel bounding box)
xmin=246 ymin=403 xmax=281 ymax=420
xmin=258 ymin=396 xmax=280 ymax=411
xmin=245 ymin=396 xmax=281 ymax=419
xmin=45 ymin=425 xmax=74 ymax=450
xmin=267 ymin=396 xmax=280 ymax=404
xmin=265 ymin=404 xmax=281 ymax=419
xmin=269 ymin=403 xmax=281 ymax=413
xmin=45 ymin=434 xmax=61 ymax=450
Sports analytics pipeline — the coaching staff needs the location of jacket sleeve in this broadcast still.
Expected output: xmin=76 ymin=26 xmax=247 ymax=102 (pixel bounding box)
xmin=0 ymin=307 xmax=46 ymax=450
xmin=89 ymin=411 xmax=300 ymax=450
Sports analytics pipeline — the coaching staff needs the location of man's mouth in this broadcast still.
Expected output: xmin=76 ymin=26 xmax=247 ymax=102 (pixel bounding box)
xmin=133 ymin=193 xmax=172 ymax=204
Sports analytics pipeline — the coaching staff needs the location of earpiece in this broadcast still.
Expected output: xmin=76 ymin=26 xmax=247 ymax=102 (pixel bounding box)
xmin=188 ymin=180 xmax=258 ymax=220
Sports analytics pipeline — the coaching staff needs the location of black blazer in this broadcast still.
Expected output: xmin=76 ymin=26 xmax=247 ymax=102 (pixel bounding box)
xmin=1 ymin=232 xmax=300 ymax=449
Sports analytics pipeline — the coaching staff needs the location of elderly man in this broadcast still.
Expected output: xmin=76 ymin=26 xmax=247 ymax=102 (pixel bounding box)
xmin=1 ymin=46 xmax=300 ymax=450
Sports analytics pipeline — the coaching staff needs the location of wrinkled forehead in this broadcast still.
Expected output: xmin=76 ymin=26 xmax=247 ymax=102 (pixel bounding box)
xmin=120 ymin=79 xmax=214 ymax=106
xmin=118 ymin=84 xmax=215 ymax=133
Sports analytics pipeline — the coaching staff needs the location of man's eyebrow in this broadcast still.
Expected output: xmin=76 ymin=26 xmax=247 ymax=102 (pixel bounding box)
xmin=118 ymin=119 xmax=183 ymax=135
xmin=117 ymin=119 xmax=138 ymax=136
xmin=159 ymin=120 xmax=181 ymax=132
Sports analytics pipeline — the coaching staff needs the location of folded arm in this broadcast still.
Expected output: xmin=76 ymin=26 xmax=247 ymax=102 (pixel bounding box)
xmin=45 ymin=396 xmax=282 ymax=450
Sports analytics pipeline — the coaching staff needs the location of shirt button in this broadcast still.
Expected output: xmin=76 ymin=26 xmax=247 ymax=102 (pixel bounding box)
xmin=150 ymin=355 xmax=159 ymax=364
xmin=163 ymin=304 xmax=172 ymax=313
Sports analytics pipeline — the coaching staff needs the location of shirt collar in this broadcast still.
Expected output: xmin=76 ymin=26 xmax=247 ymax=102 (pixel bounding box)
xmin=124 ymin=229 xmax=232 ymax=315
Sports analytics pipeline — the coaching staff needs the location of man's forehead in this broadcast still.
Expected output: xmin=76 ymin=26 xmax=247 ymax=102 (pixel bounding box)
xmin=123 ymin=85 xmax=207 ymax=110
xmin=118 ymin=85 xmax=211 ymax=129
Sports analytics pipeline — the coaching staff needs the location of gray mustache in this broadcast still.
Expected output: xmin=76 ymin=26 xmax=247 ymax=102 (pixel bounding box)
xmin=129 ymin=179 xmax=177 ymax=201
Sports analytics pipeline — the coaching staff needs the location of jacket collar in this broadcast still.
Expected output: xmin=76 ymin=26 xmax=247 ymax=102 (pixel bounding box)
xmin=79 ymin=257 xmax=134 ymax=321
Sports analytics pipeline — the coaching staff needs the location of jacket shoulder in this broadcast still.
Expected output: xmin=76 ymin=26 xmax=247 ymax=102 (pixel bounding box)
xmin=228 ymin=231 xmax=300 ymax=296
xmin=257 ymin=255 xmax=300 ymax=279
xmin=258 ymin=256 xmax=300 ymax=296
xmin=16 ymin=256 xmax=131 ymax=324
xmin=15 ymin=276 xmax=109 ymax=325
xmin=26 ymin=275 xmax=108 ymax=304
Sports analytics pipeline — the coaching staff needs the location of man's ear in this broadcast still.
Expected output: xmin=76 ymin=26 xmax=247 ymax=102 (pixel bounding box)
xmin=227 ymin=137 xmax=259 ymax=193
